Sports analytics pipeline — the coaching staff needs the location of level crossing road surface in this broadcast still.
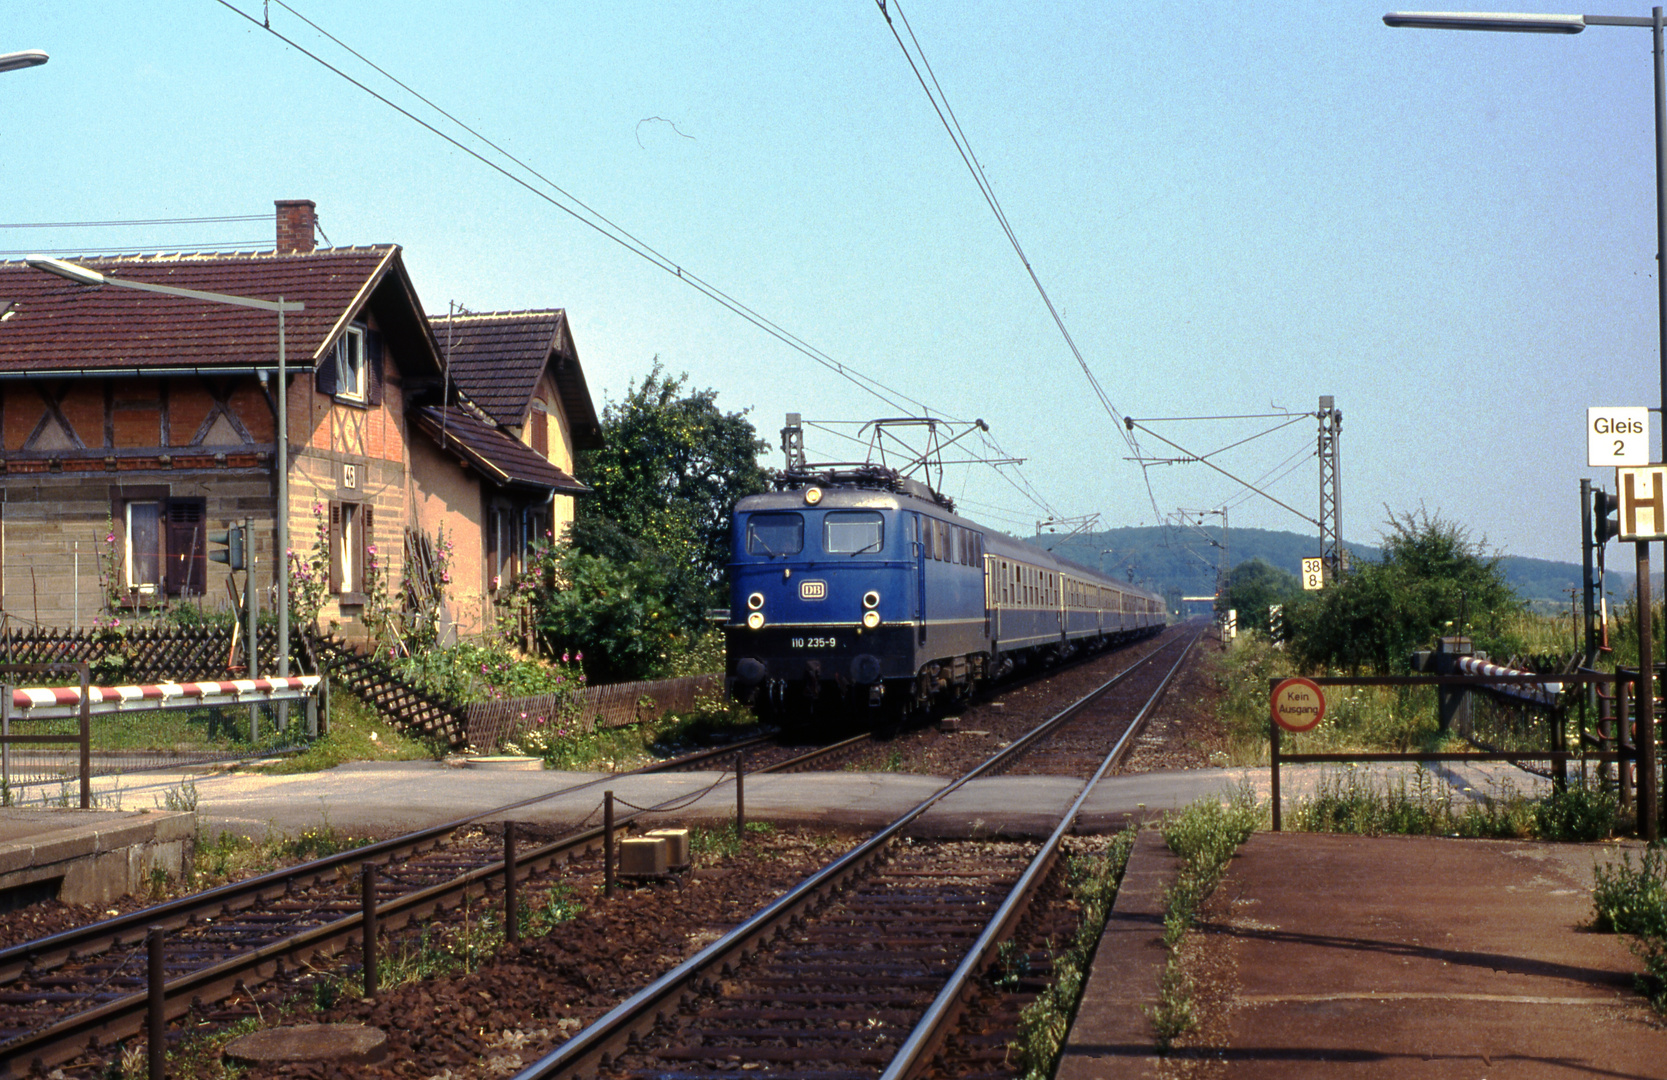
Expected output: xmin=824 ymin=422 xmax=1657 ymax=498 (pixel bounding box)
xmin=0 ymin=757 xmax=1559 ymax=844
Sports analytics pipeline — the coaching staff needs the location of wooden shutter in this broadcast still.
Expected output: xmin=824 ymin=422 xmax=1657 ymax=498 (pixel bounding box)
xmin=366 ymin=329 xmax=385 ymax=406
xmin=316 ymin=339 xmax=340 ymax=397
xmin=530 ymin=405 xmax=548 ymax=456
xmin=164 ymin=499 xmax=206 ymax=597
xmin=484 ymin=505 xmax=499 ymax=585
xmin=360 ymin=505 xmax=375 ymax=594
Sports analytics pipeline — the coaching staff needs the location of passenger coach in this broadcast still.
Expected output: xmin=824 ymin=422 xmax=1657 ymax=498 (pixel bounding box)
xmin=725 ymin=469 xmax=1165 ymax=720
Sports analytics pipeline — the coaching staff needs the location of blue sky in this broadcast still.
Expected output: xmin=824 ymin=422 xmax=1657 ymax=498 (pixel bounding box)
xmin=5 ymin=2 xmax=1661 ymax=565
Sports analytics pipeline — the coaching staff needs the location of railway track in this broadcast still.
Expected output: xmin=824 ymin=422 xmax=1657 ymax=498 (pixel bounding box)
xmin=0 ymin=730 xmax=872 ymax=1076
xmin=0 ymin=624 xmax=1200 ymax=1075
xmin=511 ymin=623 xmax=1203 ymax=1080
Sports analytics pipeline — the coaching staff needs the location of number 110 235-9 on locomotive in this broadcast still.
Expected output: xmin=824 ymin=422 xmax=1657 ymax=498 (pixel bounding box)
xmin=725 ymin=468 xmax=1165 ymax=722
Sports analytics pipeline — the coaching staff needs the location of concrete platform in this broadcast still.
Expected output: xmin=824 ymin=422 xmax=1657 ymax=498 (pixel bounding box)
xmin=1060 ymin=830 xmax=1665 ymax=1077
xmin=0 ymin=808 xmax=194 ymax=908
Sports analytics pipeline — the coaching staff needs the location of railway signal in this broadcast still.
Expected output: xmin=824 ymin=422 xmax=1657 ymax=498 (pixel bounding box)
xmin=209 ymin=524 xmax=246 ymax=570
xmin=1594 ymin=487 xmax=1620 ymax=547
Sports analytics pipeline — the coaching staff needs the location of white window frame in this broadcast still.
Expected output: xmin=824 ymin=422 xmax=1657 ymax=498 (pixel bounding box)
xmin=125 ymin=500 xmax=162 ymax=595
xmin=337 ymin=503 xmax=358 ymax=594
xmin=335 ymin=325 xmax=367 ymax=402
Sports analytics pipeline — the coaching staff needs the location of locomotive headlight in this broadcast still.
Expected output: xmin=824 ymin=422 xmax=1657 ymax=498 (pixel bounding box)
xmin=862 ymin=590 xmax=880 ymax=609
xmin=804 ymin=487 xmax=823 ymax=505
xmin=862 ymin=610 xmax=881 ymax=629
xmin=747 ymin=592 xmax=765 ymax=611
xmin=746 ymin=611 xmax=765 ymax=630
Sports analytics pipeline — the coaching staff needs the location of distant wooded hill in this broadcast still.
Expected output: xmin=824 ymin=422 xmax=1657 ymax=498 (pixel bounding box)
xmin=1021 ymin=525 xmax=1610 ymax=613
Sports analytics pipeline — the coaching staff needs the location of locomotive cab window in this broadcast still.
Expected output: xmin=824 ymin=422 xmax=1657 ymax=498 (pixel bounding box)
xmin=746 ymin=513 xmax=804 ymax=556
xmin=824 ymin=511 xmax=884 ymax=554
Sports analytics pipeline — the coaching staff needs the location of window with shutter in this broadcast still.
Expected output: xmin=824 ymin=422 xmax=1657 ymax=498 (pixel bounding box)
xmin=331 ymin=503 xmax=368 ymax=597
xmin=530 ymin=402 xmax=549 ymax=457
xmin=324 ymin=326 xmax=368 ymax=404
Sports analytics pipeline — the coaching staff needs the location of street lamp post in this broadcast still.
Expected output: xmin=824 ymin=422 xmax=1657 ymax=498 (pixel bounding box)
xmin=27 ymin=256 xmax=303 ymax=687
xmin=1386 ymin=9 xmax=1666 ymax=839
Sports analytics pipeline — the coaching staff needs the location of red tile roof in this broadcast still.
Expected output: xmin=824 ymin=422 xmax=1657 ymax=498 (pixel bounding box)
xmin=430 ymin=310 xmax=603 ymax=449
xmin=0 ymin=248 xmax=440 ymax=378
xmin=414 ymin=405 xmax=588 ymax=495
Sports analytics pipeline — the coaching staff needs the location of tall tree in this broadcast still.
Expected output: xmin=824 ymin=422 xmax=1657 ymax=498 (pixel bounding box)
xmin=572 ymin=362 xmax=769 ymax=624
xmin=1285 ymin=508 xmax=1523 ymax=672
xmin=1218 ymin=557 xmax=1301 ymax=634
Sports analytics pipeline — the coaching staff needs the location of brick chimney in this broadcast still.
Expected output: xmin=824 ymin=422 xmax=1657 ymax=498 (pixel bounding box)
xmin=275 ymin=199 xmax=317 ymax=254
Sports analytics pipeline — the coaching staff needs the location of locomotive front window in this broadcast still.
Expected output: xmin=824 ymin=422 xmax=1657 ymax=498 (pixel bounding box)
xmin=824 ymin=511 xmax=885 ymax=555
xmin=746 ymin=513 xmax=804 ymax=556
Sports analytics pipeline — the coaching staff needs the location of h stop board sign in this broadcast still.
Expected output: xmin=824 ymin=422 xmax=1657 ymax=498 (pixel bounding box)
xmin=1270 ymin=677 xmax=1326 ymax=733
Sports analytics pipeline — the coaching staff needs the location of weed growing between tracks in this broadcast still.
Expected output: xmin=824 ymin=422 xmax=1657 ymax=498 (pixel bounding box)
xmin=1010 ymin=826 xmax=1140 ymax=1079
xmin=1594 ymin=844 xmax=1667 ymax=1012
xmin=1149 ymin=785 xmax=1263 ymax=1052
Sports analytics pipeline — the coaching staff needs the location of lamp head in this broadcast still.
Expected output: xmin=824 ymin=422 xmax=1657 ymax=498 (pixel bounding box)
xmin=1384 ymin=12 xmax=1586 ymax=33
xmin=26 ymin=256 xmax=107 ymax=287
xmin=0 ymin=50 xmax=48 ymax=74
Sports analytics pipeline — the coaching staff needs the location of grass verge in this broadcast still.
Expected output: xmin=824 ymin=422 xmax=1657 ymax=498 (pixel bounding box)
xmin=256 ymin=679 xmax=448 ymax=774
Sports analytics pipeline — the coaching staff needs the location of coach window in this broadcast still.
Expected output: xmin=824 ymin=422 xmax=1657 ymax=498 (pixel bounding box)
xmin=746 ymin=513 xmax=804 ymax=557
xmin=825 ymin=511 xmax=884 ymax=555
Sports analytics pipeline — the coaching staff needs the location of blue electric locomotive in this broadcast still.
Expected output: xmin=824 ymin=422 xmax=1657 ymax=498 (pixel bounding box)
xmin=725 ymin=466 xmax=1166 ymax=719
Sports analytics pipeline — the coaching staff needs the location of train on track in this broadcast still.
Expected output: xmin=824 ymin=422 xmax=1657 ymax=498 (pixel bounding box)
xmin=725 ymin=462 xmax=1167 ymax=721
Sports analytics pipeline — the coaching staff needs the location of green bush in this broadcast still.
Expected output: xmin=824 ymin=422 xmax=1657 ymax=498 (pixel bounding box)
xmin=1283 ymin=508 xmax=1524 ymax=674
xmin=391 ymin=641 xmax=584 ymax=704
xmin=522 ymin=544 xmax=685 ymax=684
xmin=1593 ymin=845 xmax=1667 ymax=1009
xmin=1534 ymin=782 xmax=1618 ymax=842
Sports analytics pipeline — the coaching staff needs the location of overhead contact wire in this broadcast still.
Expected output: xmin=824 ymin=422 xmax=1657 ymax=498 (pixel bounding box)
xmin=214 ymin=0 xmax=934 ymax=419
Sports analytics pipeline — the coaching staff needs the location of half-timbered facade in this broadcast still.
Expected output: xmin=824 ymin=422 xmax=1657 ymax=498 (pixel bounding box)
xmin=0 ymin=200 xmax=599 ymax=643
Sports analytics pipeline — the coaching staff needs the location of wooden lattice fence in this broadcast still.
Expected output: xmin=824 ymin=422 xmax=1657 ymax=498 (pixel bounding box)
xmin=0 ymin=623 xmax=282 ymax=683
xmin=464 ymin=674 xmax=722 ymax=753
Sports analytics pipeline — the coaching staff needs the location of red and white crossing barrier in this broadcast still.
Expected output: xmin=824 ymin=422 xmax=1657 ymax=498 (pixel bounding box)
xmin=6 ymin=676 xmax=322 ymax=720
xmin=1452 ymin=655 xmax=1561 ymax=707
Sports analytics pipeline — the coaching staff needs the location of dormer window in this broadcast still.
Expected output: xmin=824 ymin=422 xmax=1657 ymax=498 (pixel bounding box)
xmin=334 ymin=325 xmax=367 ymax=402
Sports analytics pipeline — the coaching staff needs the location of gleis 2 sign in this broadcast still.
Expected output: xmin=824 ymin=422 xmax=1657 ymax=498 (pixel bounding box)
xmin=1589 ymin=406 xmax=1649 ymax=467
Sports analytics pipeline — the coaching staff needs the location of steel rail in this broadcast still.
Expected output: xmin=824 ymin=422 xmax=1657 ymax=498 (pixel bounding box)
xmin=880 ymin=625 xmax=1202 ymax=1079
xmin=0 ymin=731 xmax=792 ymax=985
xmin=509 ymin=629 xmax=1197 ymax=1080
xmin=0 ymin=731 xmax=871 ymax=1074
